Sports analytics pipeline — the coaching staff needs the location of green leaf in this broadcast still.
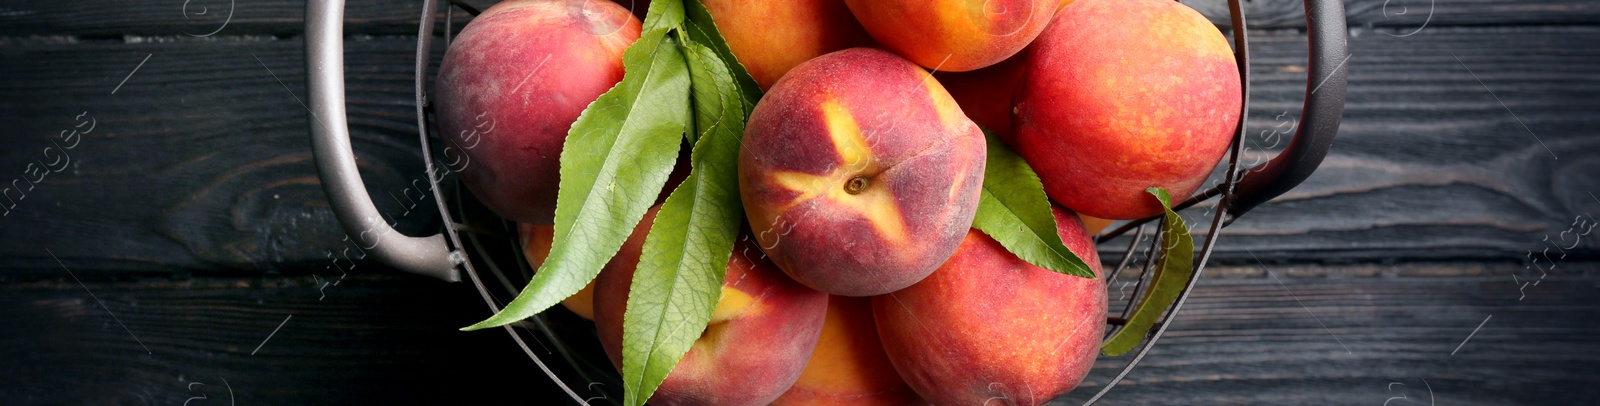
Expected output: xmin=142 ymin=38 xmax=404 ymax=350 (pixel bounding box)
xmin=620 ymin=38 xmax=748 ymax=406
xmin=462 ymin=28 xmax=691 ymax=331
xmin=971 ymin=130 xmax=1095 ymax=279
xmin=1100 ymin=187 xmax=1195 ymax=356
xmin=641 ymin=0 xmax=686 ymax=33
xmin=682 ymin=1 xmax=762 ymax=111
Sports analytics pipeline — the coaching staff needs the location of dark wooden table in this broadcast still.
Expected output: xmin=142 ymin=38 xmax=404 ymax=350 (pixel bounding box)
xmin=3 ymin=0 xmax=1598 ymax=404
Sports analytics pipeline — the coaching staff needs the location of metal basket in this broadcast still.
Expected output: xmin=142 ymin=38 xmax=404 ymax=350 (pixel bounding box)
xmin=305 ymin=0 xmax=1348 ymax=403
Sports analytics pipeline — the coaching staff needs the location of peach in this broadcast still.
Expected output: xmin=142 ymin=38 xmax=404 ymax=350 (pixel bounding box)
xmin=773 ymin=296 xmax=923 ymax=406
xmin=874 ymin=206 xmax=1106 ymax=406
xmin=593 ymin=207 xmax=829 ymax=406
xmin=934 ymin=49 xmax=1029 ymax=139
xmin=843 ymin=0 xmax=1057 ymax=72
xmin=1012 ymin=0 xmax=1241 ymax=219
xmin=435 ymin=0 xmax=640 ymax=224
xmin=738 ymin=48 xmax=986 ymax=297
xmin=702 ymin=0 xmax=874 ymax=90
xmin=1077 ymin=213 xmax=1113 ymax=236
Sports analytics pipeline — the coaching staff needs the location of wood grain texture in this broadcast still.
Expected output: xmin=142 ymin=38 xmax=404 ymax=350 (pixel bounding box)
xmin=2 ymin=2 xmax=1595 ymax=406
xmin=0 ymin=0 xmax=1595 ymax=37
xmin=3 ymin=263 xmax=1596 ymax=405
xmin=1190 ymin=26 xmax=1600 ymax=263
xmin=0 ymin=273 xmax=604 ymax=405
xmin=0 ymin=37 xmax=443 ymax=274
xmin=1186 ymin=0 xmax=1600 ymax=29
xmin=0 ymin=28 xmax=1596 ymax=272
xmin=1057 ymin=261 xmax=1600 ymax=405
xmin=0 ymin=0 xmax=487 ymax=36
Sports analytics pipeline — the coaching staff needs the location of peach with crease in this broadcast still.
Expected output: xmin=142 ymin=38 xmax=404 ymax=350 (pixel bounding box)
xmin=738 ymin=48 xmax=986 ymax=297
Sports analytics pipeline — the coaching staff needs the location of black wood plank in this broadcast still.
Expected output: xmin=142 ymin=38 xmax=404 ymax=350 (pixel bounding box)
xmin=1191 ymin=26 xmax=1600 ymax=263
xmin=1188 ymin=0 xmax=1600 ymax=29
xmin=0 ymin=37 xmax=443 ymax=274
xmin=1067 ymin=261 xmax=1600 ymax=405
xmin=3 ymin=263 xmax=1596 ymax=405
xmin=1 ymin=28 xmax=1597 ymax=272
xmin=0 ymin=273 xmax=590 ymax=405
xmin=0 ymin=0 xmax=1595 ymax=37
xmin=0 ymin=0 xmax=484 ymax=37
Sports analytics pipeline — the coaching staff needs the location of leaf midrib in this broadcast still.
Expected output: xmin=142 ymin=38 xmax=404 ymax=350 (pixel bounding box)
xmin=618 ymin=34 xmax=690 ymax=404
xmin=980 ymin=187 xmax=1090 ymax=275
xmin=625 ymin=41 xmax=733 ymax=404
xmin=559 ymin=32 xmax=678 ymax=254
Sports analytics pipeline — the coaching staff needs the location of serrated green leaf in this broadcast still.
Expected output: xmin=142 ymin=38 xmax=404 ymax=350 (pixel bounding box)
xmin=462 ymin=28 xmax=691 ymax=332
xmin=642 ymin=0 xmax=686 ymax=33
xmin=971 ymin=130 xmax=1095 ymax=279
xmin=620 ymin=38 xmax=748 ymax=406
xmin=1101 ymin=187 xmax=1195 ymax=356
xmin=682 ymin=1 xmax=762 ymax=111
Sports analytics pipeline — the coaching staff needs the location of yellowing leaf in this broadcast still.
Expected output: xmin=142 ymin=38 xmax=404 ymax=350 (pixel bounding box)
xmin=1101 ymin=187 xmax=1195 ymax=356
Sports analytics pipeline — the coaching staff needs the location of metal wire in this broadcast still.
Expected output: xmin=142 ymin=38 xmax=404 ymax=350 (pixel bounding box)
xmin=1102 ymin=224 xmax=1147 ymax=284
xmin=1078 ymin=0 xmax=1251 ymax=403
xmin=414 ymin=0 xmax=589 ymax=403
xmin=413 ymin=0 xmax=1263 ymax=404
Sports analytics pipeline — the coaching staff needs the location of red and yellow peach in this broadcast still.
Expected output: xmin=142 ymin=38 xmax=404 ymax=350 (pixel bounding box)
xmin=738 ymin=47 xmax=986 ymax=297
xmin=773 ymin=296 xmax=924 ymax=406
xmin=874 ymin=206 xmax=1106 ymax=406
xmin=701 ymin=0 xmax=874 ymax=90
xmin=435 ymin=0 xmax=639 ymax=224
xmin=844 ymin=0 xmax=1058 ymax=72
xmin=1012 ymin=0 xmax=1241 ymax=219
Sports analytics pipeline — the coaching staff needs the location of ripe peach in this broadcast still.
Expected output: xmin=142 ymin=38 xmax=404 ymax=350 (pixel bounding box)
xmin=1013 ymin=0 xmax=1241 ymax=219
xmin=702 ymin=0 xmax=874 ymax=90
xmin=435 ymin=0 xmax=640 ymax=224
xmin=1077 ymin=213 xmax=1113 ymax=236
xmin=843 ymin=0 xmax=1057 ymax=72
xmin=593 ymin=207 xmax=829 ymax=406
xmin=772 ymin=296 xmax=923 ymax=406
xmin=934 ymin=49 xmax=1029 ymax=139
xmin=874 ymin=206 xmax=1106 ymax=406
xmin=738 ymin=48 xmax=986 ymax=297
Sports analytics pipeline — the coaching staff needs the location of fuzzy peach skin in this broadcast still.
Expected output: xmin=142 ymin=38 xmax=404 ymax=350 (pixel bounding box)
xmin=874 ymin=206 xmax=1106 ymax=406
xmin=702 ymin=0 xmax=874 ymax=90
xmin=1012 ymin=0 xmax=1240 ymax=220
xmin=435 ymin=0 xmax=639 ymax=224
xmin=738 ymin=47 xmax=986 ymax=297
xmin=772 ymin=296 xmax=924 ymax=406
xmin=843 ymin=0 xmax=1057 ymax=72
xmin=593 ymin=208 xmax=829 ymax=406
xmin=934 ymin=48 xmax=1029 ymax=139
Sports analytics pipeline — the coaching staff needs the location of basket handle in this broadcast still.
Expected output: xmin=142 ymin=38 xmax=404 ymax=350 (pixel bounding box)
xmin=305 ymin=0 xmax=460 ymax=282
xmin=1223 ymin=0 xmax=1349 ymax=219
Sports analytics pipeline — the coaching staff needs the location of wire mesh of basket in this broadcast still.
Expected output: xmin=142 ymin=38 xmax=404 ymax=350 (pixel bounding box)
xmin=305 ymin=0 xmax=1348 ymax=403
